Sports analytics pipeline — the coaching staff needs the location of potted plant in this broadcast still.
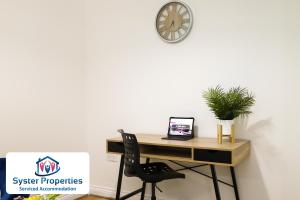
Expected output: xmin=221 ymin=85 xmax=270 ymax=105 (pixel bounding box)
xmin=203 ymin=85 xmax=255 ymax=143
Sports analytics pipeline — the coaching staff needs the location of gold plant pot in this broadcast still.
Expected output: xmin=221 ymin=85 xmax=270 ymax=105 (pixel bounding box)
xmin=217 ymin=121 xmax=235 ymax=144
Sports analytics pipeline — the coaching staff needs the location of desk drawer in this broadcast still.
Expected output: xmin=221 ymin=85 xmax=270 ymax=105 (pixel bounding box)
xmin=194 ymin=149 xmax=232 ymax=164
xmin=107 ymin=141 xmax=124 ymax=153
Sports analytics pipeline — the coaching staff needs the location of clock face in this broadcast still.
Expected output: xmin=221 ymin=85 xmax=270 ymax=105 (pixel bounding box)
xmin=156 ymin=1 xmax=193 ymax=43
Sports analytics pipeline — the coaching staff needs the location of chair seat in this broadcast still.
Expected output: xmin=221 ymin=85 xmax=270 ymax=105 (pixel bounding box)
xmin=139 ymin=162 xmax=185 ymax=183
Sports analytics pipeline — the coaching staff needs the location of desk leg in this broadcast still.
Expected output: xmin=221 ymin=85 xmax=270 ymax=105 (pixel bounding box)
xmin=230 ymin=167 xmax=240 ymax=200
xmin=140 ymin=158 xmax=150 ymax=200
xmin=210 ymin=165 xmax=221 ymax=200
xmin=116 ymin=155 xmax=125 ymax=200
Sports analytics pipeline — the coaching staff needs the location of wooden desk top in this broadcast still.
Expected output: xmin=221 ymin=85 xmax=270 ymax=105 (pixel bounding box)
xmin=107 ymin=134 xmax=249 ymax=151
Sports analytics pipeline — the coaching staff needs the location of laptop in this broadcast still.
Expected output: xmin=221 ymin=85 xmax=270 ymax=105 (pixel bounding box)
xmin=162 ymin=117 xmax=195 ymax=141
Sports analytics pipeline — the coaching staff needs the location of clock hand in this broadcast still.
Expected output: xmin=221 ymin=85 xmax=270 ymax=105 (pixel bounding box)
xmin=169 ymin=20 xmax=175 ymax=29
xmin=171 ymin=20 xmax=174 ymax=26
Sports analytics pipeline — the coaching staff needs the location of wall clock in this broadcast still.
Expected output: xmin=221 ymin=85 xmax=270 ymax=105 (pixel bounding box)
xmin=156 ymin=1 xmax=193 ymax=43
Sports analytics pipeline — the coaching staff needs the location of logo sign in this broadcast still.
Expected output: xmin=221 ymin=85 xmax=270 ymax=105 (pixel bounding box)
xmin=35 ymin=156 xmax=61 ymax=176
xmin=6 ymin=152 xmax=89 ymax=194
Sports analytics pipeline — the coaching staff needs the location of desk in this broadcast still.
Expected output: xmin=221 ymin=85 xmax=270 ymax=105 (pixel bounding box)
xmin=107 ymin=134 xmax=250 ymax=200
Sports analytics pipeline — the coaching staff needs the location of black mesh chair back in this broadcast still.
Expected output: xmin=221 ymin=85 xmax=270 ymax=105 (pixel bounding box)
xmin=120 ymin=131 xmax=141 ymax=177
xmin=117 ymin=129 xmax=185 ymax=200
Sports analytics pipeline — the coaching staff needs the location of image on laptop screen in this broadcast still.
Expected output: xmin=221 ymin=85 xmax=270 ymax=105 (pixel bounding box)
xmin=169 ymin=118 xmax=194 ymax=136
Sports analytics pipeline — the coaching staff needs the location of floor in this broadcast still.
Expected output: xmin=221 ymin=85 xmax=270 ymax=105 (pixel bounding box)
xmin=77 ymin=195 xmax=111 ymax=200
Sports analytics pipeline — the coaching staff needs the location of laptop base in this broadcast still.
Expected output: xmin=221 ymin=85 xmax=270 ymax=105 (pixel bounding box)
xmin=161 ymin=136 xmax=192 ymax=141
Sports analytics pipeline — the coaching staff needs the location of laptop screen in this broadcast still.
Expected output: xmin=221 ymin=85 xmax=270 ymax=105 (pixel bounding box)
xmin=168 ymin=117 xmax=194 ymax=136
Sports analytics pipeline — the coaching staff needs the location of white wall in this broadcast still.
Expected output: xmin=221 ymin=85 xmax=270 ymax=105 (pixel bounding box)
xmin=1 ymin=0 xmax=300 ymax=199
xmin=0 ymin=0 xmax=86 ymax=153
xmin=85 ymin=0 xmax=300 ymax=199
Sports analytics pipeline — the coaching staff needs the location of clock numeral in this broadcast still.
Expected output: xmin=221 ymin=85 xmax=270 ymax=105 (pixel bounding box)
xmin=181 ymin=24 xmax=188 ymax=31
xmin=171 ymin=32 xmax=175 ymax=40
xmin=158 ymin=26 xmax=167 ymax=33
xmin=163 ymin=30 xmax=170 ymax=39
xmin=171 ymin=3 xmax=177 ymax=15
xmin=161 ymin=11 xmax=168 ymax=18
xmin=180 ymin=10 xmax=188 ymax=17
xmin=175 ymin=31 xmax=180 ymax=40
xmin=182 ymin=19 xmax=190 ymax=24
xmin=178 ymin=5 xmax=183 ymax=13
xmin=158 ymin=21 xmax=165 ymax=26
xmin=177 ymin=30 xmax=182 ymax=37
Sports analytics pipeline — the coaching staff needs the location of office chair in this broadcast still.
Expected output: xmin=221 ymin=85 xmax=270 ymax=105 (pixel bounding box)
xmin=118 ymin=130 xmax=185 ymax=200
xmin=0 ymin=158 xmax=29 ymax=200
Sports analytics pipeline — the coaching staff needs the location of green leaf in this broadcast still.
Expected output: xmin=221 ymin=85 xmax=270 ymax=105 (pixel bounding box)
xmin=202 ymin=85 xmax=255 ymax=120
